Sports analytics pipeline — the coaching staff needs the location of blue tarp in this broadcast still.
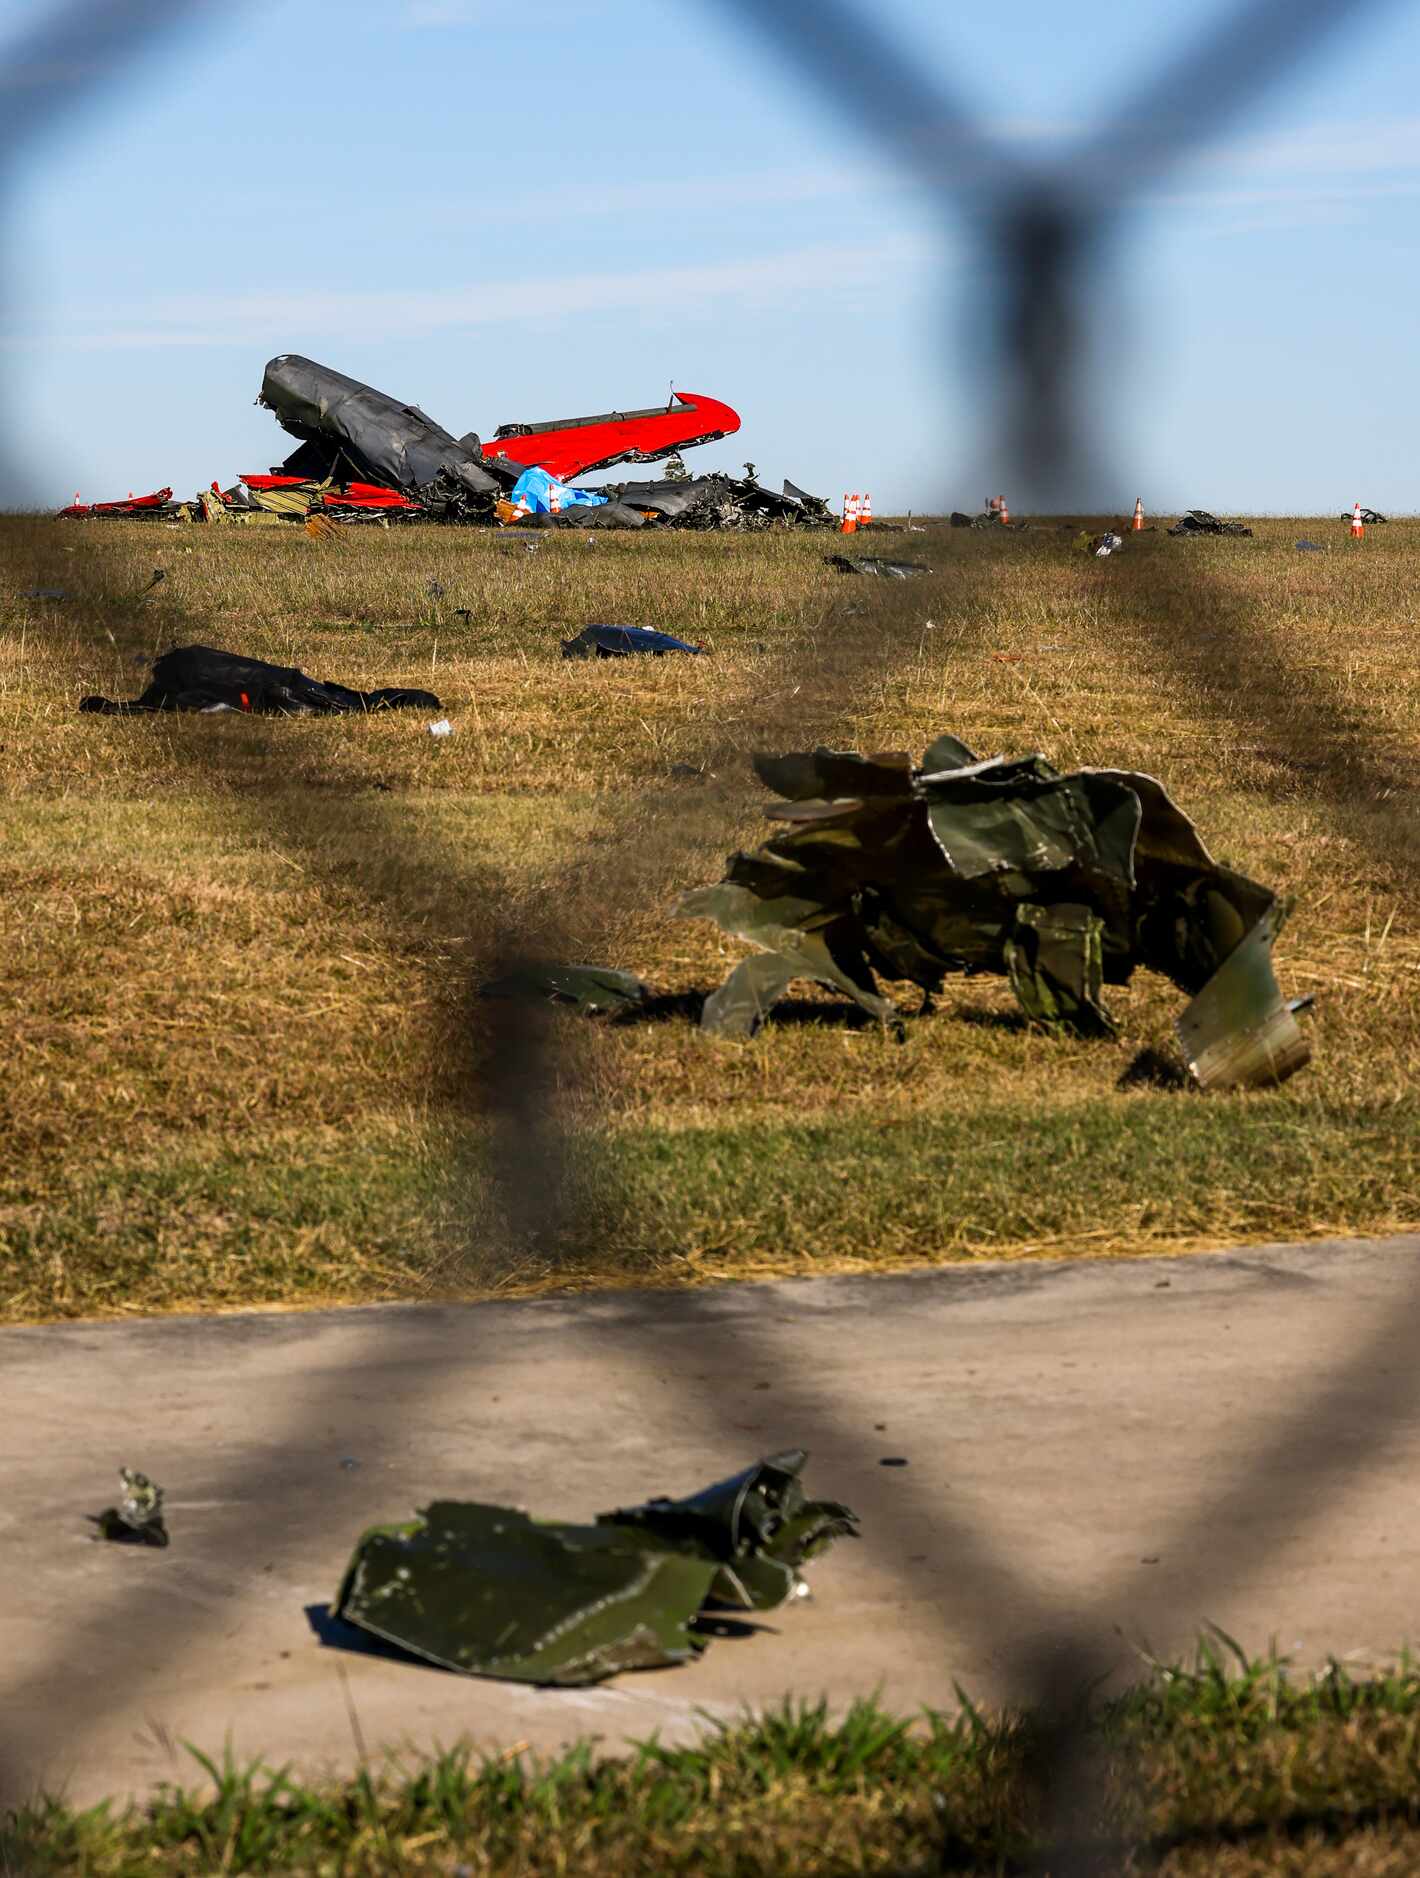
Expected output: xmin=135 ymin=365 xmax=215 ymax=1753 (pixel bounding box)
xmin=510 ymin=466 xmax=608 ymax=514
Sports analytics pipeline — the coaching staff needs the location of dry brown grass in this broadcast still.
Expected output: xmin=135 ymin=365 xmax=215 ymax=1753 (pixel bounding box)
xmin=1 ymin=512 xmax=1417 ymax=1321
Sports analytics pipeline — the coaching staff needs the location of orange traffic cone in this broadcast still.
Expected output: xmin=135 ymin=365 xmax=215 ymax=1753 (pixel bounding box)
xmin=859 ymin=491 xmax=873 ymax=527
xmin=841 ymin=492 xmax=859 ymax=534
xmin=998 ymin=497 xmax=1010 ymax=525
xmin=1350 ymin=501 xmax=1364 ymax=540
xmin=1132 ymin=497 xmax=1144 ymax=531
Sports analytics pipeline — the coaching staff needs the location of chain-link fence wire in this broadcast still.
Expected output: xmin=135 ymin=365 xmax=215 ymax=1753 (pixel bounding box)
xmin=3 ymin=1 xmax=1418 ymax=1866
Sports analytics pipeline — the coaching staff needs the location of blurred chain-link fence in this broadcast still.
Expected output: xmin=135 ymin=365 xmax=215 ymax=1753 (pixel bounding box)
xmin=3 ymin=2 xmax=1416 ymax=1868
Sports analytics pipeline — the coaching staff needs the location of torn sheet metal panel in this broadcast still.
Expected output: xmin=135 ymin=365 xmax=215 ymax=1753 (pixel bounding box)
xmin=58 ymin=488 xmax=180 ymax=520
xmin=1175 ymin=901 xmax=1310 ymax=1090
xmin=259 ymin=355 xmax=509 ymax=518
xmin=609 ymin=473 xmax=835 ymax=530
xmin=334 ymin=1452 xmax=856 ymax=1686
xmin=599 ymin=1449 xmax=859 ymax=1613
xmin=336 ymin=1503 xmax=719 ymax=1683
xmin=483 ymin=391 xmax=741 ymax=480
xmin=680 ymin=735 xmax=1309 ymax=1087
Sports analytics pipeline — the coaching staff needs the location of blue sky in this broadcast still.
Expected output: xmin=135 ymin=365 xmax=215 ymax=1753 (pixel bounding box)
xmin=2 ymin=0 xmax=1416 ymax=512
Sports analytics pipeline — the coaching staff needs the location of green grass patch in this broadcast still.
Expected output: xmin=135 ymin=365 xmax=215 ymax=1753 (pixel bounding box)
xmin=5 ymin=1093 xmax=1416 ymax=1319
xmin=11 ymin=1640 xmax=1420 ymax=1874
xmin=4 ymin=516 xmax=1420 ymax=1319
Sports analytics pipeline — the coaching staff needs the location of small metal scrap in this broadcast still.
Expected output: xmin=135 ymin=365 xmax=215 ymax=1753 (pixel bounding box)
xmin=824 ymin=554 xmax=929 ymax=579
xmin=479 ymin=962 xmax=648 ymax=1015
xmin=94 ymin=1467 xmax=170 ymax=1547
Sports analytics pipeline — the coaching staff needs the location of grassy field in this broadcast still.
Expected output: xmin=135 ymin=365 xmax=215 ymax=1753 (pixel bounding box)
xmin=11 ymin=1645 xmax=1420 ymax=1874
xmin=1 ymin=511 xmax=1417 ymax=1321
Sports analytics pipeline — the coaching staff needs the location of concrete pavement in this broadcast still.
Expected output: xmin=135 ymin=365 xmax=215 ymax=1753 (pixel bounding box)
xmin=5 ymin=1235 xmax=1420 ymax=1808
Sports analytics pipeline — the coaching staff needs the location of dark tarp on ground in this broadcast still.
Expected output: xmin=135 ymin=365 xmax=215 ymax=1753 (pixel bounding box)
xmin=79 ymin=645 xmax=441 ymax=716
xmin=258 ymin=355 xmax=516 ymax=519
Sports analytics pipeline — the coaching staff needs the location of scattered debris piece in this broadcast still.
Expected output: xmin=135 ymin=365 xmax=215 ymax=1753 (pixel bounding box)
xmin=92 ymin=1468 xmax=169 ymax=1547
xmin=514 ymin=499 xmax=646 ymax=531
xmin=825 ymin=554 xmax=929 ymax=579
xmin=1167 ymin=511 xmax=1253 ymax=537
xmin=1341 ymin=507 xmax=1387 ymax=524
xmin=333 ymin=1450 xmax=856 ymax=1685
xmin=58 ymin=488 xmax=181 ymax=521
xmin=427 ymin=718 xmax=454 ymax=738
xmin=680 ymin=735 xmax=1309 ymax=1090
xmin=480 ymin=963 xmax=649 ymax=1015
xmin=1074 ymin=530 xmax=1124 ymax=557
xmin=79 ymin=645 xmax=441 ymax=716
xmin=1295 ymin=539 xmax=1327 ymax=553
xmin=606 ymin=473 xmax=834 ymax=531
xmin=21 ymin=587 xmax=66 ymax=600
xmin=950 ymin=502 xmax=1015 ymax=529
xmin=561 ymin=625 xmax=704 ymax=659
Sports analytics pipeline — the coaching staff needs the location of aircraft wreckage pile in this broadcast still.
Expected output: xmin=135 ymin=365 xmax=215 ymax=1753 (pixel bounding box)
xmin=58 ymin=354 xmax=835 ymax=532
xmin=493 ymin=734 xmax=1313 ymax=1093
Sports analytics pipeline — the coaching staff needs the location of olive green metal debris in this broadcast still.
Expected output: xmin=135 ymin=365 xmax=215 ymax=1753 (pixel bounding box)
xmin=680 ymin=735 xmax=1309 ymax=1090
xmin=334 ymin=1451 xmax=857 ymax=1686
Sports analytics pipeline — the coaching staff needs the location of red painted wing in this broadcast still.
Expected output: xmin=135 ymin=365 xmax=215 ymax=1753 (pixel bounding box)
xmin=480 ymin=391 xmax=740 ymax=480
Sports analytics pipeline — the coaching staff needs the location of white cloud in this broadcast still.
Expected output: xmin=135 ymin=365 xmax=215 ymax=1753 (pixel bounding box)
xmin=0 ymin=233 xmax=932 ymax=352
xmin=1195 ymin=116 xmax=1420 ymax=180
